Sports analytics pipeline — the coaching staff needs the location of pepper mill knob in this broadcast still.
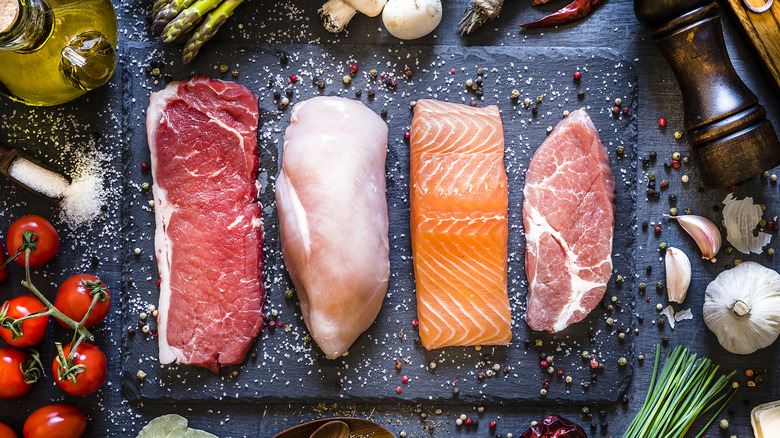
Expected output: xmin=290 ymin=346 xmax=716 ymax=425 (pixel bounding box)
xmin=635 ymin=0 xmax=780 ymax=188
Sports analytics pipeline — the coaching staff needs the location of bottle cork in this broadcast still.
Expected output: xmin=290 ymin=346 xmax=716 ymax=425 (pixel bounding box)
xmin=0 ymin=0 xmax=20 ymax=33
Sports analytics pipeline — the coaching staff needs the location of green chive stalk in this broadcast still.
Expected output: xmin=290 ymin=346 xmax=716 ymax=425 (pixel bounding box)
xmin=623 ymin=344 xmax=737 ymax=438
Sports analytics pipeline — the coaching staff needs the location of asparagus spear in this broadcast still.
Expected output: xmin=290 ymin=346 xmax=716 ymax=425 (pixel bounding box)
xmin=160 ymin=0 xmax=219 ymax=43
xmin=152 ymin=0 xmax=173 ymax=17
xmin=181 ymin=0 xmax=243 ymax=64
xmin=151 ymin=0 xmax=197 ymax=35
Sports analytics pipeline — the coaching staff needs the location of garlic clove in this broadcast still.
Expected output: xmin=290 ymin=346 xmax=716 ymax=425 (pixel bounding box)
xmin=666 ymin=214 xmax=721 ymax=259
xmin=665 ymin=247 xmax=691 ymax=303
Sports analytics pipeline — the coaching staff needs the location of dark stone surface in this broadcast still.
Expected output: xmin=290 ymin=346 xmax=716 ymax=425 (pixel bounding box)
xmin=0 ymin=0 xmax=778 ymax=436
xmin=120 ymin=43 xmax=637 ymax=406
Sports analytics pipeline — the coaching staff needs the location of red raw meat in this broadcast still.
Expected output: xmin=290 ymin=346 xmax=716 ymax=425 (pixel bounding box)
xmin=147 ymin=76 xmax=264 ymax=373
xmin=523 ymin=108 xmax=614 ymax=333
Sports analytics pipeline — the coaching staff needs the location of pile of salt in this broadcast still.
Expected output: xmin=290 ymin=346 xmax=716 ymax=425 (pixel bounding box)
xmin=8 ymin=157 xmax=70 ymax=199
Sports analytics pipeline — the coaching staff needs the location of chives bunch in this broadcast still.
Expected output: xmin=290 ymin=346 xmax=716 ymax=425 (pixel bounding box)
xmin=623 ymin=344 xmax=737 ymax=438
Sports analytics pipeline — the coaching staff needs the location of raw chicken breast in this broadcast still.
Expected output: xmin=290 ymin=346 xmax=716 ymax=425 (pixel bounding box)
xmin=276 ymin=96 xmax=390 ymax=359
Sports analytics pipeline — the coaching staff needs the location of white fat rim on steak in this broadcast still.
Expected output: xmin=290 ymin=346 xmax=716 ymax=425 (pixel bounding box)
xmin=147 ymin=83 xmax=184 ymax=365
xmin=523 ymin=198 xmax=613 ymax=332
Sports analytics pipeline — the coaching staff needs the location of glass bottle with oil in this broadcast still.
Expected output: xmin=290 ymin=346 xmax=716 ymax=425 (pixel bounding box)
xmin=0 ymin=0 xmax=118 ymax=106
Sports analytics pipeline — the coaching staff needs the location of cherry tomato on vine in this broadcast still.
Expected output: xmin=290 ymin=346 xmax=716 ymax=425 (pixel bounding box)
xmin=6 ymin=215 xmax=60 ymax=268
xmin=23 ymin=404 xmax=86 ymax=438
xmin=54 ymin=275 xmax=110 ymax=328
xmin=0 ymin=347 xmax=40 ymax=400
xmin=0 ymin=240 xmax=8 ymax=282
xmin=0 ymin=422 xmax=15 ymax=438
xmin=52 ymin=342 xmax=106 ymax=396
xmin=0 ymin=295 xmax=49 ymax=347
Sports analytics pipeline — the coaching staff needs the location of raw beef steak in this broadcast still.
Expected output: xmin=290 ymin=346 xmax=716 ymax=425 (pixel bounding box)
xmin=523 ymin=108 xmax=615 ymax=333
xmin=147 ymin=76 xmax=264 ymax=373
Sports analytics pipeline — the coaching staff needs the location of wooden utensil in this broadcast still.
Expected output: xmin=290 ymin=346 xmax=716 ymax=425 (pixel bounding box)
xmin=272 ymin=417 xmax=394 ymax=438
xmin=309 ymin=420 xmax=350 ymax=438
xmin=0 ymin=144 xmax=71 ymax=202
xmin=635 ymin=0 xmax=780 ymax=188
xmin=724 ymin=0 xmax=780 ymax=92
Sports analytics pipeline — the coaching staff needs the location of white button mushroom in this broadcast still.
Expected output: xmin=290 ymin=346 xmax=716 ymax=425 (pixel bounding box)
xmin=382 ymin=0 xmax=442 ymax=40
xmin=319 ymin=0 xmax=388 ymax=33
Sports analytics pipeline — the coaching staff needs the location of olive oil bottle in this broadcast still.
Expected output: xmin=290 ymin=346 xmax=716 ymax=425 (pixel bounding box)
xmin=0 ymin=0 xmax=118 ymax=106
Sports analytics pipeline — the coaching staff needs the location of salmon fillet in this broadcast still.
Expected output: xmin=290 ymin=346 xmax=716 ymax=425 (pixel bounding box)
xmin=410 ymin=99 xmax=512 ymax=349
xmin=523 ymin=108 xmax=615 ymax=333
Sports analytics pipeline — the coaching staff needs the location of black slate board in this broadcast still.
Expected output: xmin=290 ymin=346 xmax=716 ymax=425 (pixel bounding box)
xmin=120 ymin=43 xmax=638 ymax=405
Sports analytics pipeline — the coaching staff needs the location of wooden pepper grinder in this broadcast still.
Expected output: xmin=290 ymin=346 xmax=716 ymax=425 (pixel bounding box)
xmin=635 ymin=0 xmax=780 ymax=188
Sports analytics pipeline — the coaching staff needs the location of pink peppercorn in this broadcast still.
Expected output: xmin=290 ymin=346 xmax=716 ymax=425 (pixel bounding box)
xmin=489 ymin=421 xmax=497 ymax=429
xmin=451 ymin=69 xmax=456 ymax=74
xmin=729 ymin=185 xmax=736 ymax=190
xmin=590 ymin=359 xmax=599 ymax=369
xmin=268 ymin=321 xmax=276 ymax=328
xmin=396 ymin=386 xmax=402 ymax=394
xmin=402 ymin=375 xmax=409 ymax=384
xmin=156 ymin=279 xmax=161 ymax=286
xmin=556 ymin=369 xmax=564 ymax=376
xmin=350 ymin=64 xmax=358 ymax=74
xmin=404 ymin=131 xmax=410 ymax=140
xmin=464 ymin=418 xmax=472 ymax=426
xmin=573 ymin=71 xmax=582 ymax=81
xmin=654 ymin=225 xmax=662 ymax=233
xmin=622 ymin=107 xmax=629 ymax=116
xmin=141 ymin=162 xmax=150 ymax=170
xmin=289 ymin=75 xmax=298 ymax=83
xmin=672 ymin=160 xmax=681 ymax=168
xmin=658 ymin=117 xmax=667 ymax=127
xmin=412 ymin=318 xmax=419 ymax=327
xmin=646 ymin=297 xmax=651 ymax=303
xmin=405 ymin=68 xmax=413 ymax=78
xmin=540 ymin=360 xmax=549 ymax=368
xmin=277 ymin=322 xmax=284 ymax=328
xmin=613 ymin=106 xmax=620 ymax=114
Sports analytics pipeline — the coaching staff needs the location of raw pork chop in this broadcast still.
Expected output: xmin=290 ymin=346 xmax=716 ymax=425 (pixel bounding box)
xmin=410 ymin=99 xmax=512 ymax=349
xmin=523 ymin=108 xmax=615 ymax=333
xmin=147 ymin=76 xmax=264 ymax=373
xmin=276 ymin=96 xmax=389 ymax=359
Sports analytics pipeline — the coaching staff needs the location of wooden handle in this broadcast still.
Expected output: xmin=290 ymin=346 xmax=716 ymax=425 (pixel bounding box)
xmin=635 ymin=0 xmax=780 ymax=187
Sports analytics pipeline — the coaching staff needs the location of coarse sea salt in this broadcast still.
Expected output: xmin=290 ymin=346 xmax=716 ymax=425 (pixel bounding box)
xmin=8 ymin=157 xmax=69 ymax=198
xmin=7 ymin=154 xmax=105 ymax=228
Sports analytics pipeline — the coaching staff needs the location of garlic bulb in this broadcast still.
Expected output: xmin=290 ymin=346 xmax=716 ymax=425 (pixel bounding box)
xmin=665 ymin=247 xmax=691 ymax=303
xmin=666 ymin=215 xmax=721 ymax=259
xmin=703 ymin=261 xmax=780 ymax=355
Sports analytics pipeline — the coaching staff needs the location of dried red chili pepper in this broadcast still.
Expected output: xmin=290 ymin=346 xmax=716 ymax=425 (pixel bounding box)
xmin=520 ymin=415 xmax=586 ymax=438
xmin=520 ymin=0 xmax=607 ymax=29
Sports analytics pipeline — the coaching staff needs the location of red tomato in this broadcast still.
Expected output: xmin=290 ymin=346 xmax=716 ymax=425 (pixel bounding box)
xmin=23 ymin=404 xmax=86 ymax=438
xmin=0 ymin=295 xmax=49 ymax=347
xmin=54 ymin=275 xmax=110 ymax=328
xmin=52 ymin=342 xmax=106 ymax=396
xmin=0 ymin=347 xmax=37 ymax=399
xmin=0 ymin=422 xmax=15 ymax=438
xmin=6 ymin=215 xmax=60 ymax=268
xmin=0 ymin=240 xmax=8 ymax=282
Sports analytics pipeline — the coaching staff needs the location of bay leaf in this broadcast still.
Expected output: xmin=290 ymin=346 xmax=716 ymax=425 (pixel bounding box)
xmin=136 ymin=414 xmax=218 ymax=438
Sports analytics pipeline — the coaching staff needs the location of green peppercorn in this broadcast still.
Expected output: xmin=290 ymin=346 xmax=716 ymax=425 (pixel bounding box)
xmin=648 ymin=172 xmax=656 ymax=181
xmin=284 ymin=289 xmax=294 ymax=299
xmin=618 ymin=357 xmax=627 ymax=366
xmin=760 ymin=219 xmax=768 ymax=228
xmin=638 ymin=282 xmax=646 ymax=291
xmin=656 ymin=281 xmax=664 ymax=290
xmin=616 ymin=145 xmax=624 ymax=155
xmin=535 ymin=339 xmax=543 ymax=347
xmin=369 ymin=69 xmax=378 ymax=78
xmin=616 ymin=275 xmax=623 ymax=284
xmin=669 ymin=207 xmax=678 ymax=216
xmin=511 ymin=89 xmax=520 ymax=99
xmin=659 ymin=242 xmax=668 ymax=250
xmin=684 ymin=208 xmax=692 ymax=215
xmin=151 ymin=67 xmax=161 ymax=76
xmin=219 ymin=64 xmax=229 ymax=74
xmin=582 ymin=351 xmax=590 ymax=359
xmin=141 ymin=182 xmax=150 ymax=190
xmin=606 ymin=317 xmax=614 ymax=325
xmin=769 ymin=248 xmax=775 ymax=256
xmin=477 ymin=67 xmax=485 ymax=75
xmin=303 ymin=334 xmax=311 ymax=343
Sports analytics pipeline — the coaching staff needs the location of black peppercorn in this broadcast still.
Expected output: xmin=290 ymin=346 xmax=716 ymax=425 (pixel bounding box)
xmin=280 ymin=54 xmax=288 ymax=64
xmin=662 ymin=336 xmax=669 ymax=345
xmin=649 ymin=151 xmax=657 ymax=159
xmin=532 ymin=107 xmax=538 ymax=116
xmin=646 ymin=266 xmax=652 ymax=274
xmin=669 ymin=194 xmax=677 ymax=203
xmin=590 ymin=422 xmax=597 ymax=430
xmin=453 ymin=387 xmax=460 ymax=395
xmin=127 ymin=327 xmax=135 ymax=335
xmin=658 ymin=318 xmax=665 ymax=326
xmin=476 ymin=88 xmax=484 ymax=97
xmin=622 ymin=395 xmax=630 ymax=404
xmin=286 ymin=88 xmax=293 ymax=97
xmin=318 ymin=81 xmax=325 ymax=89
xmin=380 ymin=109 xmax=387 ymax=118
xmin=367 ymin=89 xmax=375 ymax=98
xmin=355 ymin=89 xmax=362 ymax=97
xmin=638 ymin=315 xmax=644 ymax=323
xmin=273 ymin=91 xmax=280 ymax=101
xmin=648 ymin=180 xmax=656 ymax=190
xmin=642 ymin=158 xmax=650 ymax=168
xmin=578 ymin=90 xmax=585 ymax=99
